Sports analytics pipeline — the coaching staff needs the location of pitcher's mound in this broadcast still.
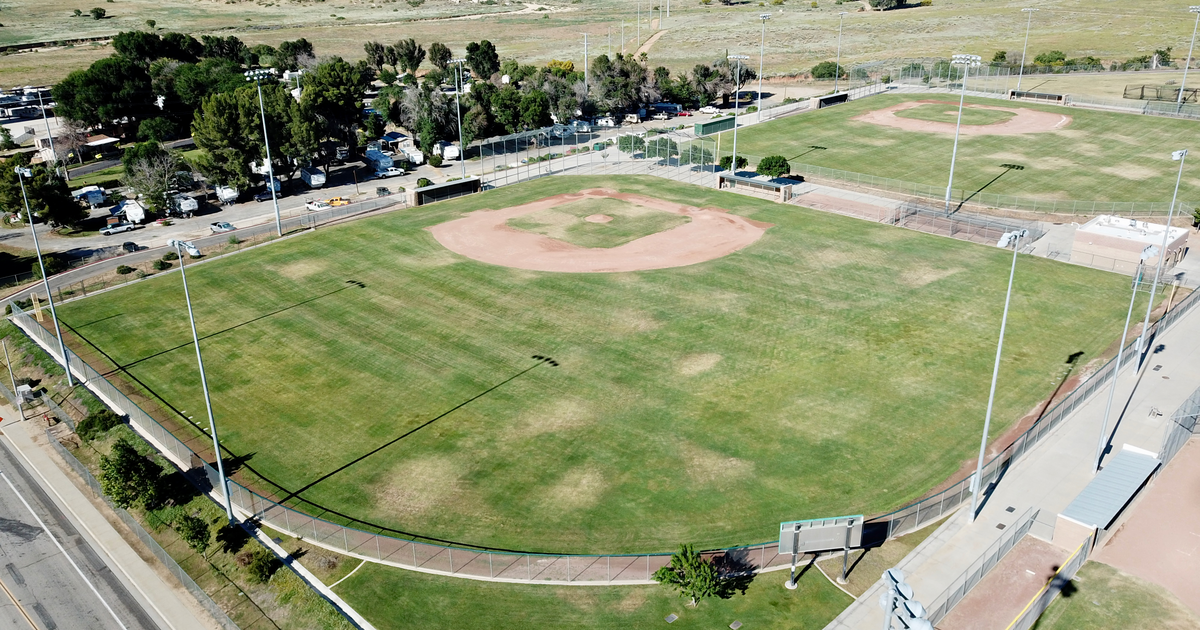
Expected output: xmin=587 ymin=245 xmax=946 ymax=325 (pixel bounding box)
xmin=430 ymin=189 xmax=771 ymax=273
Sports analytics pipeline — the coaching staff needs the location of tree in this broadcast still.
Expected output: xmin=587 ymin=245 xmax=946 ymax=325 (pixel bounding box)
xmin=0 ymin=127 xmax=15 ymax=150
xmin=277 ymin=38 xmax=315 ymax=71
xmin=518 ymin=90 xmax=551 ymax=129
xmin=644 ymin=135 xmax=678 ymax=159
xmin=719 ymin=155 xmax=748 ymax=171
xmin=90 ymin=7 xmax=106 ymax=19
xmin=617 ymin=134 xmax=645 ymax=153
xmin=122 ymin=143 xmax=182 ymax=215
xmin=394 ymin=38 xmax=426 ymax=75
xmin=53 ymin=56 xmax=153 ymax=126
xmin=1155 ymin=47 xmax=1174 ymax=66
xmin=811 ymin=61 xmax=845 ymax=79
xmin=1033 ymin=50 xmax=1066 ymax=66
xmin=679 ymin=144 xmax=713 ymax=166
xmin=756 ymin=155 xmax=790 ymax=178
xmin=201 ymin=35 xmax=248 ymax=63
xmin=73 ymin=9 xmax=82 ymax=17
xmin=301 ymin=57 xmax=374 ymax=147
xmin=364 ymin=41 xmax=387 ymax=71
xmin=0 ymin=155 xmax=85 ymax=227
xmin=76 ymin=409 xmax=122 ymax=441
xmin=363 ymin=111 xmax=386 ymax=139
xmin=590 ymin=53 xmax=651 ymax=113
xmin=428 ymin=42 xmax=452 ymax=72
xmin=113 ymin=31 xmax=164 ymax=65
xmin=161 ymin=32 xmax=203 ymax=62
xmin=145 ymin=19 xmax=156 ymax=29
xmin=137 ymin=116 xmax=177 ymax=142
xmin=991 ymin=50 xmax=1007 ymax=64
xmin=99 ymin=437 xmax=160 ymax=509
xmin=465 ymin=40 xmax=500 ymax=80
xmin=490 ymin=85 xmax=522 ymax=133
xmin=653 ymin=544 xmax=721 ymax=607
xmin=175 ymin=514 xmax=211 ymax=559
xmin=867 ymin=0 xmax=904 ymax=8
xmin=192 ymin=82 xmax=317 ymax=188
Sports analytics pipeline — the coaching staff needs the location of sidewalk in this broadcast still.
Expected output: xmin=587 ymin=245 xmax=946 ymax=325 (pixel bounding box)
xmin=825 ymin=297 xmax=1200 ymax=628
xmin=0 ymin=407 xmax=217 ymax=630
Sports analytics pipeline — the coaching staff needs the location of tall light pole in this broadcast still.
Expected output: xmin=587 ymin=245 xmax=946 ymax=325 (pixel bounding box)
xmin=834 ymin=11 xmax=848 ymax=93
xmin=1135 ymin=149 xmax=1188 ymax=361
xmin=968 ymin=229 xmax=1028 ymax=523
xmin=728 ymin=54 xmax=749 ymax=175
xmin=1016 ymin=8 xmax=1038 ymax=92
xmin=1177 ymin=7 xmax=1200 ymax=112
xmin=944 ymin=54 xmax=982 ymax=215
xmin=36 ymin=91 xmax=62 ymax=181
xmin=15 ymin=167 xmax=72 ymax=387
xmin=638 ymin=1 xmax=642 ymax=48
xmin=758 ymin=14 xmax=770 ymax=119
xmin=451 ymin=59 xmax=468 ymax=181
xmin=583 ymin=33 xmax=589 ymax=95
xmin=175 ymin=241 xmax=235 ymax=524
xmin=245 ymin=68 xmax=283 ymax=237
xmin=1095 ymin=246 xmax=1155 ymax=472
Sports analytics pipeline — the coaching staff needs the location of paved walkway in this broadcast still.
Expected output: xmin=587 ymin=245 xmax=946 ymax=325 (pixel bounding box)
xmin=825 ymin=296 xmax=1200 ymax=629
xmin=0 ymin=407 xmax=217 ymax=630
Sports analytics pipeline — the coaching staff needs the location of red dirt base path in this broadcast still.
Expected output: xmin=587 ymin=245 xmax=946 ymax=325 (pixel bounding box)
xmin=429 ymin=188 xmax=772 ymax=273
xmin=853 ymin=99 xmax=1072 ymax=135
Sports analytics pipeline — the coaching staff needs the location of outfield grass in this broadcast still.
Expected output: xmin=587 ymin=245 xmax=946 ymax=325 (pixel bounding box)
xmin=56 ymin=175 xmax=1141 ymax=553
xmin=334 ymin=556 xmax=850 ymax=630
xmin=1033 ymin=561 xmax=1200 ymax=630
xmin=506 ymin=197 xmax=690 ymax=249
xmin=731 ymin=93 xmax=1200 ymax=204
xmin=894 ymin=103 xmax=1016 ymax=126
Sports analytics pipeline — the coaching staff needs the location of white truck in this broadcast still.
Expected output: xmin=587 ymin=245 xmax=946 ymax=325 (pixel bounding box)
xmin=171 ymin=194 xmax=198 ymax=217
xmin=300 ymin=166 xmax=326 ymax=189
xmin=215 ymin=186 xmax=239 ymax=205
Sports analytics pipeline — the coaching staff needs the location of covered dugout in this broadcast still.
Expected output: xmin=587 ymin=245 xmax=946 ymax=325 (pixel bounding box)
xmin=718 ymin=173 xmax=796 ymax=203
xmin=412 ymin=178 xmax=482 ymax=206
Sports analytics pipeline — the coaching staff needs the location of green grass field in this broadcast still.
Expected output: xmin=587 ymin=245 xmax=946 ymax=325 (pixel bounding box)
xmin=507 ymin=197 xmax=690 ymax=248
xmin=333 ymin=555 xmax=850 ymax=630
xmin=1033 ymin=562 xmax=1200 ymax=630
xmin=57 ymin=175 xmax=1140 ymax=554
xmin=730 ymin=93 xmax=1200 ymax=204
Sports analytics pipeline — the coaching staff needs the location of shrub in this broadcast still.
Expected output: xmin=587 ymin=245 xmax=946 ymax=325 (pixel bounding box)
xmin=428 ymin=154 xmax=443 ymax=167
xmin=162 ymin=251 xmax=179 ymax=261
xmin=756 ymin=155 xmax=791 ymax=178
xmin=116 ymin=265 xmax=135 ymax=275
xmin=77 ymin=409 xmax=122 ymax=441
xmin=618 ymin=135 xmax=646 ymax=154
xmin=99 ymin=437 xmax=160 ymax=509
xmin=718 ymin=155 xmax=748 ymax=171
xmin=920 ymin=0 xmax=931 ymax=5
xmin=240 ymin=547 xmax=278 ymax=584
xmin=811 ymin=61 xmax=845 ymax=79
xmin=228 ymin=235 xmax=240 ymax=245
xmin=152 ymin=259 xmax=170 ymax=271
xmin=90 ymin=7 xmax=106 ymax=19
xmin=700 ymin=0 xmax=712 ymax=4
xmin=174 ymin=514 xmax=211 ymax=558
xmin=745 ymin=105 xmax=758 ymax=113
xmin=810 ymin=1 xmax=817 ymax=6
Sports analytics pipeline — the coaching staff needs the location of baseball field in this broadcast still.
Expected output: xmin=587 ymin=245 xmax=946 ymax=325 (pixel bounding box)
xmin=56 ymin=175 xmax=1140 ymax=554
xmin=729 ymin=93 xmax=1200 ymax=205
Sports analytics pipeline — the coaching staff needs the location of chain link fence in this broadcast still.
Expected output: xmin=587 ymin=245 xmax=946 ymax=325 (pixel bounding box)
xmin=924 ymin=508 xmax=1039 ymax=625
xmin=1159 ymin=384 xmax=1200 ymax=467
xmin=1004 ymin=534 xmax=1093 ymax=630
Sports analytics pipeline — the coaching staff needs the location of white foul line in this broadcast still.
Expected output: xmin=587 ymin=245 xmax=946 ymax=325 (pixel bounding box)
xmin=329 ymin=559 xmax=368 ymax=589
xmin=0 ymin=469 xmax=128 ymax=629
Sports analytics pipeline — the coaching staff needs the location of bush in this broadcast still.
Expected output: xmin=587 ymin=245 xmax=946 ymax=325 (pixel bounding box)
xmin=116 ymin=265 xmax=135 ymax=275
xmin=152 ymin=259 xmax=170 ymax=271
xmin=618 ymin=135 xmax=646 ymax=154
xmin=239 ymin=547 xmax=279 ymax=584
xmin=174 ymin=514 xmax=211 ymax=558
xmin=867 ymin=0 xmax=904 ymax=8
xmin=756 ymin=155 xmax=791 ymax=178
xmin=428 ymin=154 xmax=443 ymax=167
xmin=77 ymin=409 xmax=123 ymax=441
xmin=810 ymin=1 xmax=817 ymax=6
xmin=745 ymin=105 xmax=758 ymax=113
xmin=718 ymin=155 xmax=748 ymax=171
xmin=811 ymin=61 xmax=845 ymax=79
xmin=416 ymin=178 xmax=433 ymax=188
xmin=31 ymin=254 xmax=68 ymax=279
xmin=227 ymin=235 xmax=240 ymax=245
xmin=99 ymin=437 xmax=160 ymax=509
xmin=162 ymin=251 xmax=179 ymax=261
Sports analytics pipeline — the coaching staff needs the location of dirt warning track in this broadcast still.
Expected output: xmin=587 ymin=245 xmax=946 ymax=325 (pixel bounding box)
xmin=429 ymin=188 xmax=770 ymax=273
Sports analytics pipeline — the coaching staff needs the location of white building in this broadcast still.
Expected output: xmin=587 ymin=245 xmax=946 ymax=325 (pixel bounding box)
xmin=1071 ymin=215 xmax=1190 ymax=274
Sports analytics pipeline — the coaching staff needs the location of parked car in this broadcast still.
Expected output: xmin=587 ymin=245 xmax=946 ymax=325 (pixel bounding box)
xmin=120 ymin=242 xmax=138 ymax=253
xmin=677 ymin=111 xmax=693 ymax=117
xmin=652 ymin=112 xmax=670 ymax=120
xmin=210 ymin=222 xmax=235 ymax=234
xmin=100 ymin=222 xmax=140 ymax=236
xmin=326 ymin=196 xmax=352 ymax=207
xmin=253 ymin=190 xmax=276 ymax=202
xmin=375 ymin=167 xmax=404 ymax=179
xmin=306 ymin=200 xmax=332 ymax=211
xmin=699 ymin=105 xmax=720 ymax=114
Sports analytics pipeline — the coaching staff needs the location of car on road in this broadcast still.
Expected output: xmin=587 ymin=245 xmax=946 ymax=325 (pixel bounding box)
xmin=121 ymin=242 xmax=138 ymax=253
xmin=100 ymin=222 xmax=140 ymax=236
xmin=374 ymin=167 xmax=404 ymax=179
xmin=652 ymin=112 xmax=671 ymax=120
xmin=306 ymin=200 xmax=332 ymax=211
xmin=677 ymin=111 xmax=693 ymax=117
xmin=327 ymin=196 xmax=352 ymax=207
xmin=210 ymin=221 xmax=235 ymax=234
xmin=699 ymin=105 xmax=720 ymax=114
xmin=253 ymin=190 xmax=277 ymax=202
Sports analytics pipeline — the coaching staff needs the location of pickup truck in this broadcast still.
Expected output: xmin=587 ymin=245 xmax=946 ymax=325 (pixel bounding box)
xmin=100 ymin=223 xmax=140 ymax=236
xmin=326 ymin=197 xmax=352 ymax=207
xmin=305 ymin=200 xmax=332 ymax=211
xmin=210 ymin=222 xmax=235 ymax=234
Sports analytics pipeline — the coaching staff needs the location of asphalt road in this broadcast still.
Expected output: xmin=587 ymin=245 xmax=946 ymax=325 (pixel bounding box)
xmin=0 ymin=437 xmax=159 ymax=630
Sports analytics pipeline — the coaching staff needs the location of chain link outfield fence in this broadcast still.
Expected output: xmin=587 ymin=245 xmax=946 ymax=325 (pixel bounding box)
xmin=1159 ymin=383 xmax=1200 ymax=468
xmin=1004 ymin=534 xmax=1093 ymax=630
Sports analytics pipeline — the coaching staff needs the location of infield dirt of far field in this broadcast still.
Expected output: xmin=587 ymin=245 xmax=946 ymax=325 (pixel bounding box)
xmin=54 ymin=175 xmax=1143 ymax=554
xmin=728 ymin=93 xmax=1200 ymax=205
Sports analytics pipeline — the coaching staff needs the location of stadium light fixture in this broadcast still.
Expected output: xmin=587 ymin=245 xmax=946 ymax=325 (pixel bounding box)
xmin=245 ymin=68 xmax=283 ymax=237
xmin=1095 ymin=243 xmax=1157 ymax=472
xmin=758 ymin=15 xmax=771 ymax=121
xmin=14 ymin=166 xmax=73 ymax=387
xmin=834 ymin=12 xmax=849 ymax=94
xmin=968 ymin=228 xmax=1027 ymax=523
xmin=451 ymin=58 xmax=468 ymax=180
xmin=1134 ymin=149 xmax=1188 ymax=363
xmin=1016 ymin=8 xmax=1039 ymax=92
xmin=728 ymin=54 xmax=750 ymax=175
xmin=944 ymin=54 xmax=982 ymax=215
xmin=174 ymin=240 xmax=236 ymax=524
xmin=1177 ymin=7 xmax=1200 ymax=112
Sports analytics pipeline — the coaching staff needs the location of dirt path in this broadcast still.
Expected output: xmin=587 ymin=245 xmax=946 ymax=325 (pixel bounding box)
xmin=636 ymin=30 xmax=668 ymax=57
xmin=429 ymin=188 xmax=770 ymax=273
xmin=853 ymin=99 xmax=1072 ymax=136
